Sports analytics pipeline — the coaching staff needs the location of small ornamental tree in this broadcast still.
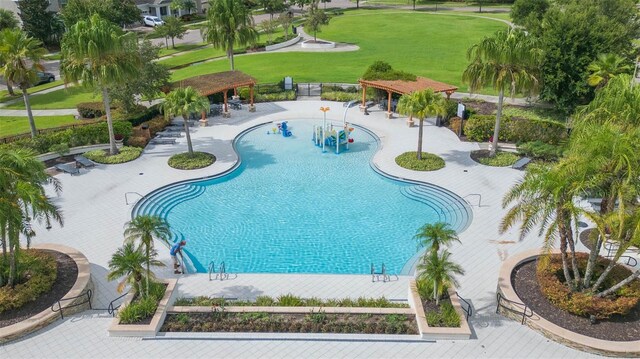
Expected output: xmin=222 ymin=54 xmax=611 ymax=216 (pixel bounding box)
xmin=304 ymin=8 xmax=328 ymax=42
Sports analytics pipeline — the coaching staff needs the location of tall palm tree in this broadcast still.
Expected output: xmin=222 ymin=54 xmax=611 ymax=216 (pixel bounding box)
xmin=0 ymin=29 xmax=46 ymax=138
xmin=0 ymin=9 xmax=19 ymax=31
xmin=161 ymin=86 xmax=209 ymax=154
xmin=124 ymin=215 xmax=171 ymax=297
xmin=414 ymin=222 xmax=460 ymax=256
xmin=587 ymin=53 xmax=632 ymax=89
xmin=396 ymin=89 xmax=447 ymax=160
xmin=61 ymin=14 xmax=139 ymax=155
xmin=0 ymin=148 xmax=63 ymax=287
xmin=201 ymin=0 xmax=258 ymax=70
xmin=107 ymin=243 xmax=164 ymax=294
xmin=416 ymin=250 xmax=465 ymax=305
xmin=462 ymin=28 xmax=543 ymax=156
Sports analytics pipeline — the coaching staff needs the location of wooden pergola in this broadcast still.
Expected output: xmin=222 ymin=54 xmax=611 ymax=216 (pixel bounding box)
xmin=358 ymin=77 xmax=458 ymax=116
xmin=171 ymin=71 xmax=257 ymax=116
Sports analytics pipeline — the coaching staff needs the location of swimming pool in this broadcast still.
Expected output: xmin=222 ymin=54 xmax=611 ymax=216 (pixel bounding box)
xmin=134 ymin=120 xmax=472 ymax=275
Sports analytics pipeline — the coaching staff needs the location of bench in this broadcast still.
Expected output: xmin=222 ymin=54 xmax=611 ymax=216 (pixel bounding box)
xmin=55 ymin=163 xmax=80 ymax=175
xmin=150 ymin=138 xmax=177 ymax=145
xmin=74 ymin=155 xmax=95 ymax=168
xmin=512 ymin=157 xmax=531 ymax=170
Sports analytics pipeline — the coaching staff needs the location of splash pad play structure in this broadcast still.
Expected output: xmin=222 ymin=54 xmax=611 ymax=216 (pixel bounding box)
xmin=312 ymin=102 xmax=357 ymax=154
xmin=267 ymin=121 xmax=293 ymax=137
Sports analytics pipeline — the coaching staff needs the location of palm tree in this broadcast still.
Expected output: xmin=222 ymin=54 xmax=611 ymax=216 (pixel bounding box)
xmin=0 ymin=9 xmax=19 ymax=31
xmin=414 ymin=222 xmax=460 ymax=256
xmin=0 ymin=29 xmax=46 ymax=138
xmin=0 ymin=148 xmax=63 ymax=287
xmin=61 ymin=14 xmax=139 ymax=155
xmin=107 ymin=243 xmax=164 ymax=294
xmin=462 ymin=28 xmax=542 ymax=156
xmin=416 ymin=250 xmax=465 ymax=305
xmin=161 ymin=86 xmax=209 ymax=154
xmin=396 ymin=89 xmax=447 ymax=160
xmin=500 ymin=162 xmax=583 ymax=290
xmin=123 ymin=215 xmax=171 ymax=297
xmin=587 ymin=53 xmax=632 ymax=89
xmin=201 ymin=0 xmax=258 ymax=70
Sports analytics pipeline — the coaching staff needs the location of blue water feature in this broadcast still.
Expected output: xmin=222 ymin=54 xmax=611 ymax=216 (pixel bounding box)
xmin=134 ymin=121 xmax=472 ymax=274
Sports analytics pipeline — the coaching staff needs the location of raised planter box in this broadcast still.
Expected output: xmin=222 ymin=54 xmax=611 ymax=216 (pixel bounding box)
xmin=301 ymin=40 xmax=335 ymax=49
xmin=407 ymin=279 xmax=472 ymax=340
xmin=169 ymin=305 xmax=413 ymax=315
xmin=108 ymin=278 xmax=177 ymax=337
xmin=497 ymin=249 xmax=640 ymax=357
xmin=265 ymin=35 xmax=301 ymax=51
xmin=37 ymin=143 xmax=123 ymax=162
xmin=0 ymin=244 xmax=93 ymax=344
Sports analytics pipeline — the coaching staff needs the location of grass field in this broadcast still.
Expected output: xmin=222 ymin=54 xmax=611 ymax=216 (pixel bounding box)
xmin=0 ymin=80 xmax=65 ymax=103
xmin=0 ymin=115 xmax=78 ymax=137
xmin=4 ymin=86 xmax=98 ymax=110
xmin=158 ymin=43 xmax=206 ymax=57
xmin=172 ymin=10 xmax=507 ymax=90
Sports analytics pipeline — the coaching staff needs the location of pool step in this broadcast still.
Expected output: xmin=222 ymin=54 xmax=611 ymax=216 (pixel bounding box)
xmin=135 ymin=184 xmax=207 ymax=218
xmin=399 ymin=185 xmax=471 ymax=232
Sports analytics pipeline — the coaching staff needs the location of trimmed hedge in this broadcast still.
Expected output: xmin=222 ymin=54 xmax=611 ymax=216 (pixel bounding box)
xmin=477 ymin=151 xmax=520 ymax=167
xmin=395 ymin=152 xmax=445 ymax=171
xmin=464 ymin=114 xmax=567 ymax=144
xmin=0 ymin=250 xmax=57 ymax=313
xmin=537 ymin=253 xmax=640 ymax=319
xmin=238 ymin=87 xmax=297 ymax=103
xmin=118 ymin=281 xmax=166 ymax=324
xmin=83 ymin=146 xmax=142 ymax=164
xmin=0 ymin=121 xmax=133 ymax=155
xmin=175 ymin=294 xmax=409 ymax=308
xmin=168 ymin=152 xmax=215 ymax=170
xmin=76 ymin=102 xmax=106 ymax=119
xmin=517 ymin=141 xmax=564 ymax=161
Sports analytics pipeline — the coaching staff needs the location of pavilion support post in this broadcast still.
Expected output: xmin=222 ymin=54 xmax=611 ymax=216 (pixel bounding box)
xmin=386 ymin=91 xmax=393 ymax=119
xmin=223 ymin=90 xmax=231 ymax=118
xmin=445 ymin=90 xmax=454 ymax=100
xmin=249 ymin=85 xmax=256 ymax=112
xmin=360 ymin=85 xmax=367 ymax=112
xmin=199 ymin=111 xmax=208 ymax=127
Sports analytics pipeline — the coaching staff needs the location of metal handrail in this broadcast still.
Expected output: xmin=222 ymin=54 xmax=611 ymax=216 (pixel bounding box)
xmin=455 ymin=291 xmax=472 ymax=321
xmin=124 ymin=192 xmax=144 ymax=205
xmin=51 ymin=289 xmax=92 ymax=320
xmin=496 ymin=292 xmax=533 ymax=325
xmin=208 ymin=261 xmax=215 ymax=281
xmin=209 ymin=260 xmax=228 ymax=281
xmin=463 ymin=193 xmax=482 ymax=207
xmin=107 ymin=291 xmax=129 ymax=317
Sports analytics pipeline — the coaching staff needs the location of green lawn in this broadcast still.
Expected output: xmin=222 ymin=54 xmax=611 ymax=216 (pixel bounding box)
xmin=0 ymin=115 xmax=78 ymax=137
xmin=158 ymin=43 xmax=206 ymax=57
xmin=158 ymin=33 xmax=278 ymax=69
xmin=354 ymin=0 xmax=510 ymax=8
xmin=0 ymin=80 xmax=65 ymax=103
xmin=172 ymin=10 xmax=507 ymax=90
xmin=4 ymin=86 xmax=98 ymax=110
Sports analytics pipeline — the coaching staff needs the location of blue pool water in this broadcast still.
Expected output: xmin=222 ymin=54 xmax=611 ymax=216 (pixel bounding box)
xmin=135 ymin=121 xmax=471 ymax=275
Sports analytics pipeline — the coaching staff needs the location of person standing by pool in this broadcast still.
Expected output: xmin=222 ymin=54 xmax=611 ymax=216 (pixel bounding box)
xmin=170 ymin=240 xmax=186 ymax=274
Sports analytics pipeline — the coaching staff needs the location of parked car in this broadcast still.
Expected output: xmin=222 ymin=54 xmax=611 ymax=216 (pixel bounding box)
xmin=35 ymin=71 xmax=55 ymax=85
xmin=143 ymin=16 xmax=164 ymax=27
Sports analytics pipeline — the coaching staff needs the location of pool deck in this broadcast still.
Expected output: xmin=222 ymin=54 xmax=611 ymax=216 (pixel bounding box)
xmin=1 ymin=102 xmax=597 ymax=358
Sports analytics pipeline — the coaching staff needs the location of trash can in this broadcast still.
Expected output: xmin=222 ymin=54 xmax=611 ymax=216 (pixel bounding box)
xmin=292 ymin=25 xmax=297 ymax=34
xmin=436 ymin=115 xmax=443 ymax=127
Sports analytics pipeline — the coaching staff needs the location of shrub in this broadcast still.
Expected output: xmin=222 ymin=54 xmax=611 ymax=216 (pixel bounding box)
xmin=477 ymin=151 xmax=520 ymax=167
xmin=464 ymin=114 xmax=500 ymax=142
xmin=425 ymin=302 xmax=461 ymax=327
xmin=321 ymin=91 xmax=361 ymax=102
xmin=49 ymin=143 xmax=70 ymax=156
xmin=518 ymin=141 xmax=564 ymax=161
xmin=118 ymin=281 xmax=166 ymax=324
xmin=395 ymin=152 xmax=445 ymax=171
xmin=277 ymin=293 xmax=304 ymax=306
xmin=362 ymin=61 xmax=416 ymax=81
xmin=537 ymin=253 xmax=640 ymax=319
xmin=127 ymin=136 xmax=149 ymax=148
xmin=168 ymin=152 xmax=215 ymax=170
xmin=77 ymin=102 xmax=106 ymax=118
xmin=449 ymin=117 xmax=463 ymax=136
xmin=238 ymin=87 xmax=297 ymax=102
xmin=464 ymin=113 xmax=567 ymax=144
xmin=0 ymin=250 xmax=57 ymax=313
xmin=83 ymin=146 xmax=142 ymax=164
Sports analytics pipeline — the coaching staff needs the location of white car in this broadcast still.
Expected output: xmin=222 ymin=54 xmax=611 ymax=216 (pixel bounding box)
xmin=143 ymin=16 xmax=164 ymax=27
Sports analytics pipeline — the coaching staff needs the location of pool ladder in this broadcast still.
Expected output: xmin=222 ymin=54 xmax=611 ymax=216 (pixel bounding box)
xmin=371 ymin=263 xmax=398 ymax=283
xmin=208 ymin=261 xmax=229 ymax=281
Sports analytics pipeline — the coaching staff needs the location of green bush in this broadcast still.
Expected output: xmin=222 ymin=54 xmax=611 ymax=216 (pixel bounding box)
xmin=125 ymin=105 xmax=162 ymax=127
xmin=362 ymin=60 xmax=416 ymax=81
xmin=168 ymin=152 xmax=215 ymax=170
xmin=238 ymin=87 xmax=297 ymax=102
xmin=84 ymin=146 xmax=142 ymax=164
xmin=537 ymin=253 xmax=640 ymax=319
xmin=464 ymin=113 xmax=567 ymax=144
xmin=464 ymin=115 xmax=499 ymax=142
xmin=395 ymin=152 xmax=445 ymax=171
xmin=477 ymin=151 xmax=520 ymax=167
xmin=49 ymin=142 xmax=70 ymax=156
xmin=118 ymin=281 xmax=166 ymax=324
xmin=425 ymin=302 xmax=461 ymax=327
xmin=0 ymin=250 xmax=57 ymax=313
xmin=76 ymin=102 xmax=106 ymax=118
xmin=321 ymin=91 xmax=361 ymax=102
xmin=174 ymin=295 xmax=410 ymax=308
xmin=518 ymin=141 xmax=564 ymax=161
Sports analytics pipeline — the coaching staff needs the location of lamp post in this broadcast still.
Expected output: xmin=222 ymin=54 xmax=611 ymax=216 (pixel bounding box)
xmin=320 ymin=106 xmax=330 ymax=153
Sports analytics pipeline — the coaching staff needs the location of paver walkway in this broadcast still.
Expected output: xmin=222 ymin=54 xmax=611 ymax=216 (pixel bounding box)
xmin=0 ymin=101 xmax=595 ymax=358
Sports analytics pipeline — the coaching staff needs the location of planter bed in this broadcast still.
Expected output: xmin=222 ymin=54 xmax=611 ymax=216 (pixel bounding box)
xmin=162 ymin=311 xmax=417 ymax=335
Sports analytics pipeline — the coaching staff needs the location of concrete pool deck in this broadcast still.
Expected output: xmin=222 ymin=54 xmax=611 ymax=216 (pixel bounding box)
xmin=1 ymin=101 xmax=596 ymax=358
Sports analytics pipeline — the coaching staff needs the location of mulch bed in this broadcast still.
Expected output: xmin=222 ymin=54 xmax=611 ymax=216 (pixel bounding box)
xmin=469 ymin=149 xmax=490 ymax=164
xmin=0 ymin=249 xmax=78 ymax=328
xmin=512 ymin=259 xmax=640 ymax=341
xmin=43 ymin=155 xmax=77 ymax=169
